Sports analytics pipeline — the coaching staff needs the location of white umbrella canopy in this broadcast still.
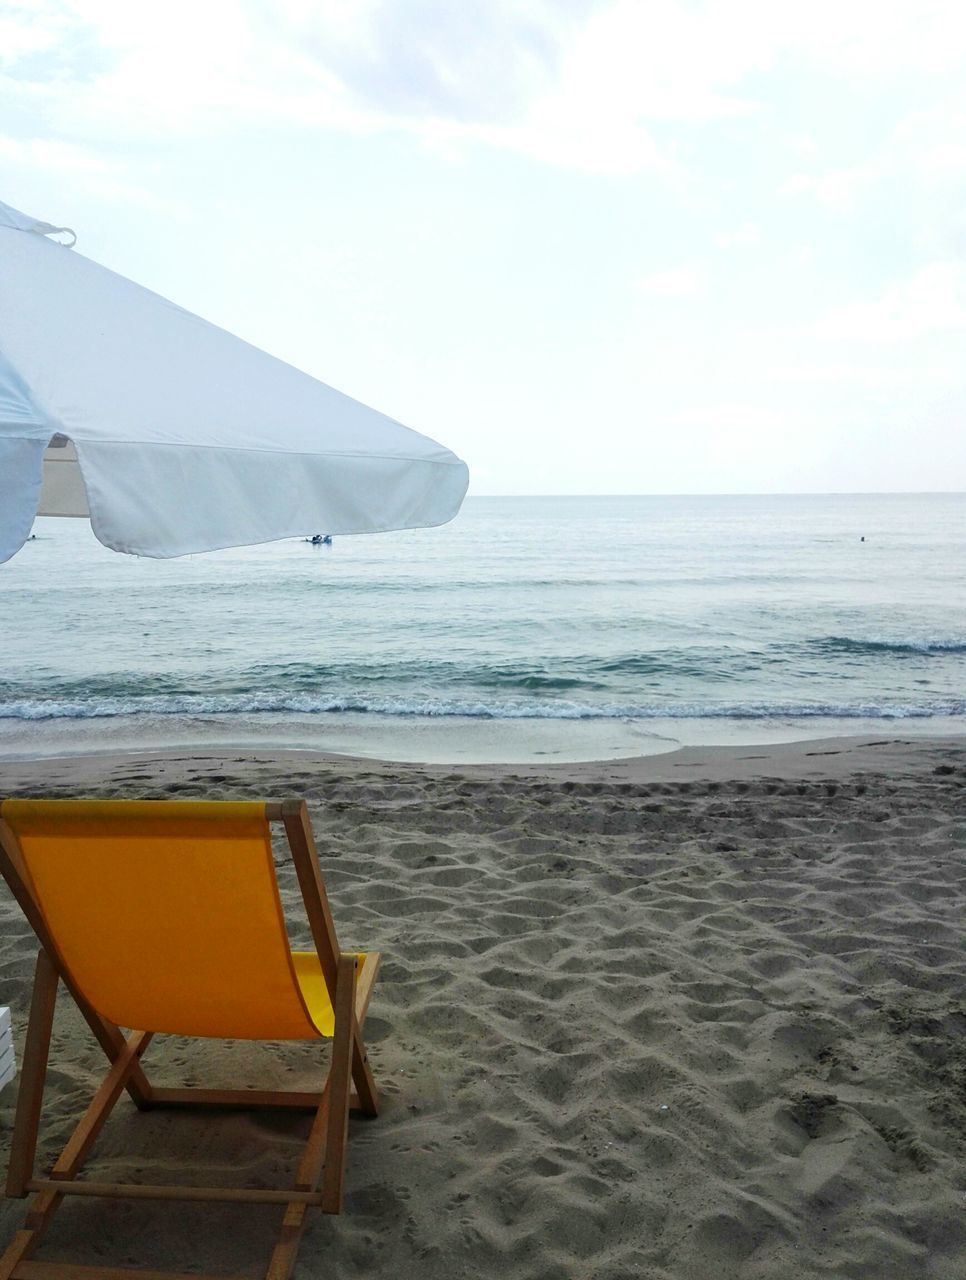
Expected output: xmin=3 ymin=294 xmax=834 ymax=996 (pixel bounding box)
xmin=0 ymin=199 xmax=469 ymax=562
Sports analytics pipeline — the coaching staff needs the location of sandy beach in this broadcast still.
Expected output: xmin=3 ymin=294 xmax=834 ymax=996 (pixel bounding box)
xmin=1 ymin=734 xmax=964 ymax=1279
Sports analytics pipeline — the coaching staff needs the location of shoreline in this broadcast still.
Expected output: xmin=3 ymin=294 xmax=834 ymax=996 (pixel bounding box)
xmin=1 ymin=732 xmax=964 ymax=791
xmin=1 ymin=714 xmax=965 ymax=773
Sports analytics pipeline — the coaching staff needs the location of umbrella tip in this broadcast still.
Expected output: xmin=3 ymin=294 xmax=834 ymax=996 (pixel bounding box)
xmin=0 ymin=198 xmax=76 ymax=247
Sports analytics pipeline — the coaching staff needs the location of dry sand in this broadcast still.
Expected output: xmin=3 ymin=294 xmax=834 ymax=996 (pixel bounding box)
xmin=1 ymin=735 xmax=964 ymax=1279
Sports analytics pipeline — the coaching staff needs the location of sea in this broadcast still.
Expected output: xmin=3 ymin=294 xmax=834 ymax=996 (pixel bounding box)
xmin=1 ymin=494 xmax=964 ymax=763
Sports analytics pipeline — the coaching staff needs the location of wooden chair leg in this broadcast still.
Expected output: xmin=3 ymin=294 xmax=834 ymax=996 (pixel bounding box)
xmin=81 ymin=1006 xmax=154 ymax=1110
xmin=321 ymin=954 xmax=356 ymax=1214
xmin=268 ymin=952 xmax=358 ymax=1280
xmin=350 ymin=952 xmax=379 ymax=1116
xmin=0 ymin=965 xmax=59 ymax=1280
xmin=265 ymin=1084 xmax=332 ymax=1280
xmin=351 ymin=1036 xmax=378 ymax=1117
xmin=0 ymin=1225 xmax=38 ymax=1280
xmin=50 ymin=1030 xmax=153 ymax=1183
xmin=1 ymin=1030 xmax=153 ymax=1277
xmin=5 ymin=950 xmax=58 ymax=1198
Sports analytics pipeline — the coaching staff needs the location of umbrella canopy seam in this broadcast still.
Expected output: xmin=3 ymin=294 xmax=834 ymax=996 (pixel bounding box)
xmin=52 ymin=438 xmax=466 ymax=464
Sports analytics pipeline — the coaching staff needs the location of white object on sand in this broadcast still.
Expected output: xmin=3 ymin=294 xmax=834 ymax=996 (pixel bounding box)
xmin=0 ymin=1006 xmax=14 ymax=1091
xmin=0 ymin=198 xmax=469 ymax=562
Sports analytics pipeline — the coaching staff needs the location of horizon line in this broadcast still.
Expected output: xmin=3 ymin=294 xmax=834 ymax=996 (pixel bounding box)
xmin=463 ymin=489 xmax=966 ymax=499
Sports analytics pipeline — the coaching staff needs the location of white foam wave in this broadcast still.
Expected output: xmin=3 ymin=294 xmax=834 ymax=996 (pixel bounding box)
xmin=1 ymin=693 xmax=964 ymax=722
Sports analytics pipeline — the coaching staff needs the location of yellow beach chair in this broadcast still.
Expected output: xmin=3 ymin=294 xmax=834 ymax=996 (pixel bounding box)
xmin=0 ymin=798 xmax=380 ymax=1280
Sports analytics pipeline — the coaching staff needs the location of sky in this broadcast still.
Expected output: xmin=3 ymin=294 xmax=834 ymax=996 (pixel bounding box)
xmin=1 ymin=0 xmax=965 ymax=495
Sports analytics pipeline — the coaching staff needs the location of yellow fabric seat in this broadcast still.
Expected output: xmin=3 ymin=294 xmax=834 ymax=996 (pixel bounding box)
xmin=292 ymin=950 xmax=366 ymax=1037
xmin=0 ymin=798 xmax=359 ymax=1039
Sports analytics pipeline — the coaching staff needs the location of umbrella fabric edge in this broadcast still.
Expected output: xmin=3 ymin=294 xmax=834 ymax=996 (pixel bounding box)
xmin=76 ymin=439 xmax=469 ymax=558
xmin=0 ymin=437 xmax=46 ymax=563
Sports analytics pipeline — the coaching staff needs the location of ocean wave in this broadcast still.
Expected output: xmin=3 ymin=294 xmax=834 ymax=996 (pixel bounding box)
xmin=1 ymin=693 xmax=963 ymax=722
xmin=816 ymin=636 xmax=966 ymax=656
xmin=238 ymin=664 xmax=607 ymax=693
xmin=2 ymin=638 xmax=956 ymax=711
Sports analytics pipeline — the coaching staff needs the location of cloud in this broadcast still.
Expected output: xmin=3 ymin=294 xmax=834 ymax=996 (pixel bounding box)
xmin=816 ymin=263 xmax=966 ymax=343
xmin=636 ymin=264 xmax=704 ymax=298
xmin=781 ymin=86 xmax=966 ymax=217
xmin=784 ymin=0 xmax=966 ymax=77
xmin=715 ymin=222 xmax=759 ymax=248
xmin=893 ymin=97 xmax=966 ymax=180
xmin=0 ymin=1 xmax=671 ymax=175
xmin=0 ymin=133 xmax=111 ymax=174
xmin=672 ymin=403 xmax=807 ymax=431
xmin=0 ymin=3 xmax=69 ymax=67
xmin=764 ymin=360 xmax=961 ymax=389
xmin=0 ymin=3 xmax=654 ymax=176
xmin=666 ymin=403 xmax=819 ymax=477
xmin=780 ymin=166 xmax=877 ymax=211
xmin=0 ymin=1 xmax=796 ymax=177
xmin=3 ymin=1 xmax=966 ymax=182
xmin=0 ymin=131 xmax=181 ymax=214
xmin=274 ymin=0 xmax=569 ymax=125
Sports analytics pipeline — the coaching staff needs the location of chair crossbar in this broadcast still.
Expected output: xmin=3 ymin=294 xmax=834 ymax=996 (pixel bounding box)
xmin=26 ymin=1180 xmax=326 ymax=1206
xmin=144 ymin=1088 xmax=367 ymax=1112
xmin=14 ymin=1263 xmax=247 ymax=1280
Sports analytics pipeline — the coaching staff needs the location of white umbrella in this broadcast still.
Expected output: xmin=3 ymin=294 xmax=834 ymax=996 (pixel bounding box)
xmin=0 ymin=199 xmax=468 ymax=562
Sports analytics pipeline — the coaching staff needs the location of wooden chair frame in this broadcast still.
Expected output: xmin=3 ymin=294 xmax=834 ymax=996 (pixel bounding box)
xmin=0 ymin=798 xmax=380 ymax=1280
